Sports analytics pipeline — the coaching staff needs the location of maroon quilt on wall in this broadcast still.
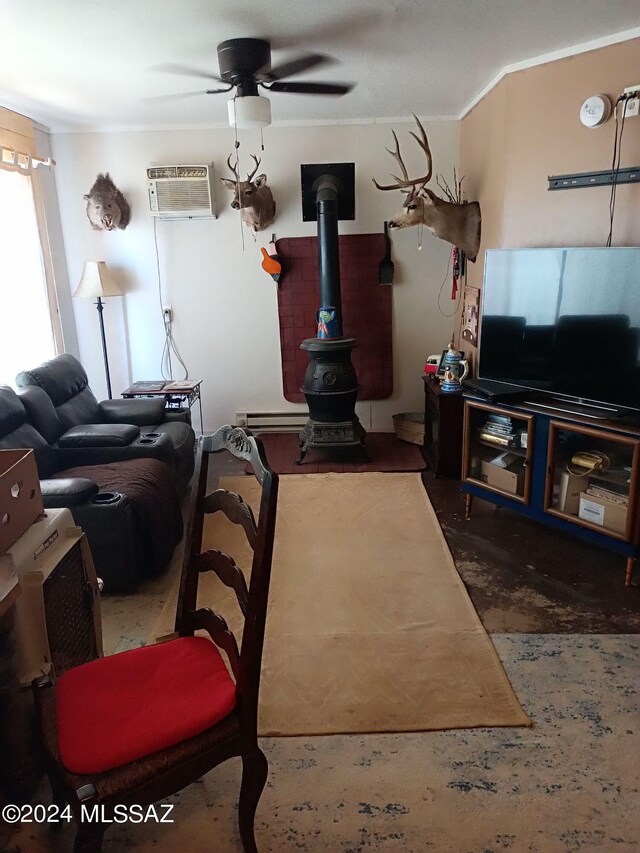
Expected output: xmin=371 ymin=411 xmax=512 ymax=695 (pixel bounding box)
xmin=276 ymin=234 xmax=393 ymax=403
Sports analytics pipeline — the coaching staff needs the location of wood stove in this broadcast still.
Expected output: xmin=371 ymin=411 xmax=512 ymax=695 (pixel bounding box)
xmin=297 ymin=169 xmax=367 ymax=464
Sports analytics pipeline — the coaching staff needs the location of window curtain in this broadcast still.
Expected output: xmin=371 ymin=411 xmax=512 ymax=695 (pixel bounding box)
xmin=0 ymin=106 xmax=53 ymax=174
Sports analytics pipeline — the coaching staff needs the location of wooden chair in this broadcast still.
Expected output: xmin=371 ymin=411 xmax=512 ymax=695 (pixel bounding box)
xmin=32 ymin=425 xmax=279 ymax=853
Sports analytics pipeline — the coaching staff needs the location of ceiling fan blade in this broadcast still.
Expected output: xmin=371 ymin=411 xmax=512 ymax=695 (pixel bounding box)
xmin=141 ymin=90 xmax=211 ymax=104
xmin=151 ymin=62 xmax=226 ymax=84
xmin=264 ymin=81 xmax=353 ymax=96
xmin=258 ymin=53 xmax=331 ymax=82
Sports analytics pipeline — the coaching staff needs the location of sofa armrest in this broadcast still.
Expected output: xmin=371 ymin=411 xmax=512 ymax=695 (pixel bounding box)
xmin=99 ymin=398 xmax=166 ymax=426
xmin=41 ymin=477 xmax=99 ymax=507
xmin=55 ymin=432 xmax=175 ymax=469
xmin=58 ymin=424 xmax=140 ymax=448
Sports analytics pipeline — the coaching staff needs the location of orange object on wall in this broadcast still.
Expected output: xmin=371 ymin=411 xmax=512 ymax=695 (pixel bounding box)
xmin=260 ymin=247 xmax=282 ymax=282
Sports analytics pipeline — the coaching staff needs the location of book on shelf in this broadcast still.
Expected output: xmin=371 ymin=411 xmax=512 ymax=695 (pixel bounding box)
xmin=482 ymin=423 xmax=514 ymax=435
xmin=164 ymin=380 xmax=196 ymax=390
xmin=486 ymin=414 xmax=513 ymax=425
xmin=130 ymin=380 xmax=166 ymax=392
xmin=478 ymin=430 xmax=517 ymax=447
xmin=588 ymin=474 xmax=629 ymax=496
xmin=585 ymin=485 xmax=628 ymax=507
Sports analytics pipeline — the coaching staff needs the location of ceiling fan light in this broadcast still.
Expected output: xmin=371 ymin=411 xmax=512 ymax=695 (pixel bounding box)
xmin=227 ymin=95 xmax=271 ymax=129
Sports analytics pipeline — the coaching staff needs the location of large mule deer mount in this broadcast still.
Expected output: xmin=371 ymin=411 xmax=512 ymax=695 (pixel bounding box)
xmin=220 ymin=154 xmax=276 ymax=233
xmin=373 ymin=115 xmax=481 ymax=262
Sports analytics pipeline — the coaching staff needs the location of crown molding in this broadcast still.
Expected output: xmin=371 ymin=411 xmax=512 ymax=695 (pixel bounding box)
xmin=460 ymin=26 xmax=640 ymax=119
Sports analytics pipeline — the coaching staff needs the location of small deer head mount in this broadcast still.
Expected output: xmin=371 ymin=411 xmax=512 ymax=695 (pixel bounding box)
xmin=220 ymin=154 xmax=276 ymax=233
xmin=373 ymin=115 xmax=481 ymax=262
xmin=84 ymin=173 xmax=130 ymax=231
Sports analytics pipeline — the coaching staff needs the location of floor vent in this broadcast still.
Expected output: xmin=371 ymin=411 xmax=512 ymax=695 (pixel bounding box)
xmin=234 ymin=411 xmax=309 ymax=432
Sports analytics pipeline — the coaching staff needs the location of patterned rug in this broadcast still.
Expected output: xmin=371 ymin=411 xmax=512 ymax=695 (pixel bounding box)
xmin=11 ymin=635 xmax=639 ymax=852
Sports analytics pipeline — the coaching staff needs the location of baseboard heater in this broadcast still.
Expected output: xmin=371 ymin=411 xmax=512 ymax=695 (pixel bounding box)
xmin=234 ymin=411 xmax=309 ymax=432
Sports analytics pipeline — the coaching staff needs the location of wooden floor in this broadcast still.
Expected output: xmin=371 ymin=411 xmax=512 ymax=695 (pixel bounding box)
xmin=425 ymin=468 xmax=640 ymax=634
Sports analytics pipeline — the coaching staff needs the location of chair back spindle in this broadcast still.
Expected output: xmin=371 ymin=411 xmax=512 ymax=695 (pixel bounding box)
xmin=176 ymin=426 xmax=279 ymax=731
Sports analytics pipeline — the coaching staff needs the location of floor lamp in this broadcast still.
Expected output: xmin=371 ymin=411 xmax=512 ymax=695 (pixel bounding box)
xmin=74 ymin=261 xmax=122 ymax=399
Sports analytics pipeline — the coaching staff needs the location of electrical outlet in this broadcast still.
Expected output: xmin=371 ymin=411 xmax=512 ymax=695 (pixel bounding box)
xmin=162 ymin=305 xmax=173 ymax=322
xmin=623 ymin=85 xmax=640 ymax=118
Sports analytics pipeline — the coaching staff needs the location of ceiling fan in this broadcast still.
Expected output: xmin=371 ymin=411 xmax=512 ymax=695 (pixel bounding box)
xmin=155 ymin=38 xmax=354 ymax=128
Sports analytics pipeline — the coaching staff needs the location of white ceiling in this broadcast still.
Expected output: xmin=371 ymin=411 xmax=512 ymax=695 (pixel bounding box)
xmin=1 ymin=0 xmax=639 ymax=132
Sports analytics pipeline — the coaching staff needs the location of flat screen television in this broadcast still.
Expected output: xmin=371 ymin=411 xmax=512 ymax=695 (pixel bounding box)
xmin=478 ymin=247 xmax=640 ymax=415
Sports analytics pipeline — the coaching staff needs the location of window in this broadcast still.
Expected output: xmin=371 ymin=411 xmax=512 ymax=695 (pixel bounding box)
xmin=0 ymin=168 xmax=59 ymax=386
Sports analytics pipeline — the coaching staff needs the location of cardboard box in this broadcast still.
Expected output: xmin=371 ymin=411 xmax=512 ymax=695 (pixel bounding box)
xmin=578 ymin=491 xmax=627 ymax=535
xmin=0 ymin=449 xmax=44 ymax=554
xmin=480 ymin=459 xmax=523 ymax=495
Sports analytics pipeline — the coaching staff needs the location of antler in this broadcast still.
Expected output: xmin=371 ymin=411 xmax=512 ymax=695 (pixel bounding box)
xmin=226 ymin=154 xmax=240 ymax=181
xmin=247 ymin=155 xmax=261 ymax=183
xmin=373 ymin=113 xmax=433 ymax=191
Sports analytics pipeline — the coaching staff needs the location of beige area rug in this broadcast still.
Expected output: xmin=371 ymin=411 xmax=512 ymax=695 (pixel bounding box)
xmin=150 ymin=472 xmax=530 ymax=736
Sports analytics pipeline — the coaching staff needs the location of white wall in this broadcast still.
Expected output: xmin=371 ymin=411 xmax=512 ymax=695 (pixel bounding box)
xmin=50 ymin=120 xmax=458 ymax=431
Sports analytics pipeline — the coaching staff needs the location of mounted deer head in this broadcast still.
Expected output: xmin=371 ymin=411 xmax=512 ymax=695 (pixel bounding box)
xmin=373 ymin=115 xmax=481 ymax=262
xmin=220 ymin=154 xmax=276 ymax=233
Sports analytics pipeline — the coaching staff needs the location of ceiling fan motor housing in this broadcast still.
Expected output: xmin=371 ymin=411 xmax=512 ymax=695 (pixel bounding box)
xmin=217 ymin=38 xmax=271 ymax=84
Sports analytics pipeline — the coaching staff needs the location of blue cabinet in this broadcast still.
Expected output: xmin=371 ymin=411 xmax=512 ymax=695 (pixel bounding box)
xmin=461 ymin=398 xmax=640 ymax=585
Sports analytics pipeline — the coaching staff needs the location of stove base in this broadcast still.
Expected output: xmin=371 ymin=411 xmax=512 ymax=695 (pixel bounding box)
xmin=296 ymin=418 xmax=368 ymax=465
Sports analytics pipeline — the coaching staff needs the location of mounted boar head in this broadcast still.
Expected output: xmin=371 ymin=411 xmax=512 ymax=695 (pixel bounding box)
xmin=373 ymin=115 xmax=481 ymax=262
xmin=220 ymin=154 xmax=276 ymax=233
xmin=84 ymin=173 xmax=131 ymax=231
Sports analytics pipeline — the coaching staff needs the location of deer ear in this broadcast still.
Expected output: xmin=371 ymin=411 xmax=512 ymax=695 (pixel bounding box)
xmin=253 ymin=174 xmax=268 ymax=188
xmin=418 ymin=186 xmax=438 ymax=205
xmin=220 ymin=178 xmax=236 ymax=190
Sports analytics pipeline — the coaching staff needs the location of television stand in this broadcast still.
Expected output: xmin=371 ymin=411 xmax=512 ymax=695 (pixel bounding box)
xmin=461 ymin=396 xmax=640 ymax=586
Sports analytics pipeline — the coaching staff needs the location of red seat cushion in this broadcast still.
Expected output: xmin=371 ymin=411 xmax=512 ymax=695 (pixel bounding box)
xmin=56 ymin=637 xmax=236 ymax=774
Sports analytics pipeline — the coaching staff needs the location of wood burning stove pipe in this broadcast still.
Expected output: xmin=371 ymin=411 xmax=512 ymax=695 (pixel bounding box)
xmin=314 ymin=175 xmax=343 ymax=337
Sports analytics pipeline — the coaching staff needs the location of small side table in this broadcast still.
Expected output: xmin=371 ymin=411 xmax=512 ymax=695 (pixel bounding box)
xmin=422 ymin=376 xmax=464 ymax=478
xmin=122 ymin=380 xmax=204 ymax=434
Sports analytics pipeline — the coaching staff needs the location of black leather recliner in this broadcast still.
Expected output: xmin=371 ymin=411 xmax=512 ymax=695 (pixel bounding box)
xmin=15 ymin=354 xmax=195 ymax=493
xmin=0 ymin=385 xmax=183 ymax=592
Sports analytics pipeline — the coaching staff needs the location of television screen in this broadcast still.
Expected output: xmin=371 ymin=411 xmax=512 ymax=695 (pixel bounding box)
xmin=479 ymin=247 xmax=640 ymax=413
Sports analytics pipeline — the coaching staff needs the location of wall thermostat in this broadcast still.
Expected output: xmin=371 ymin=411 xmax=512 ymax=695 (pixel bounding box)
xmin=579 ymin=94 xmax=612 ymax=128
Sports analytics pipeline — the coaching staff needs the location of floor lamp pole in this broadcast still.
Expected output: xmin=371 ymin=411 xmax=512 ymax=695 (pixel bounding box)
xmin=95 ymin=296 xmax=112 ymax=399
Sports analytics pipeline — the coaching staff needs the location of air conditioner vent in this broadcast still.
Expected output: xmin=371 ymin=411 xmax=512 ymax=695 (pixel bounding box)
xmin=147 ymin=163 xmax=216 ymax=219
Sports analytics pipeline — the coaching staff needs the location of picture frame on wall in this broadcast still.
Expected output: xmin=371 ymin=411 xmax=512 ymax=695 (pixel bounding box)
xmin=461 ymin=285 xmax=480 ymax=348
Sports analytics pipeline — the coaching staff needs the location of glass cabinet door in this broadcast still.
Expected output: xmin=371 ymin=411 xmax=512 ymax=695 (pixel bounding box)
xmin=463 ymin=402 xmax=534 ymax=503
xmin=545 ymin=421 xmax=640 ymax=541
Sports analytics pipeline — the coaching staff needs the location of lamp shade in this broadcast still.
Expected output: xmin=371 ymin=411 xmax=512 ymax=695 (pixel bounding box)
xmin=227 ymin=95 xmax=271 ymax=129
xmin=74 ymin=261 xmax=122 ymax=298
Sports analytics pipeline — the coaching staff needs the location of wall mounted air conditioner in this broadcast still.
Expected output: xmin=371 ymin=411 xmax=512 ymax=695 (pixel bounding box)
xmin=147 ymin=163 xmax=216 ymax=218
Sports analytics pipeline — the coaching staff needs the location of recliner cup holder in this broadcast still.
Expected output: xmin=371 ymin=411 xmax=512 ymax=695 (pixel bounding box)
xmin=92 ymin=492 xmax=121 ymax=505
xmin=144 ymin=432 xmax=161 ymax=438
xmin=139 ymin=437 xmax=157 ymax=444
